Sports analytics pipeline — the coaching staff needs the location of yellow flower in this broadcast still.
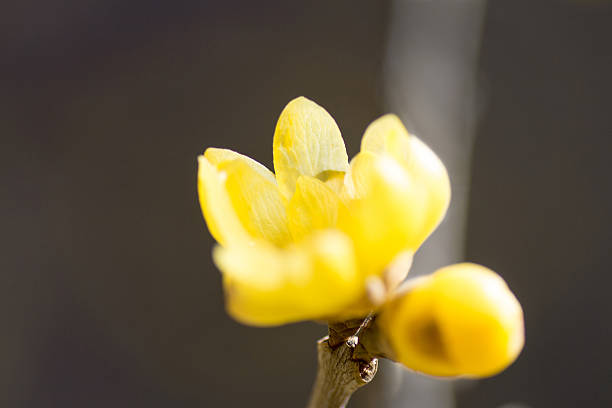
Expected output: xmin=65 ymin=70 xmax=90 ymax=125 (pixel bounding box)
xmin=377 ymin=263 xmax=525 ymax=378
xmin=197 ymin=97 xmax=450 ymax=326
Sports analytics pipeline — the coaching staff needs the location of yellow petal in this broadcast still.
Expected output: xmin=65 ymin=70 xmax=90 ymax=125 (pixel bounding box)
xmin=339 ymin=152 xmax=428 ymax=276
xmin=204 ymin=147 xmax=276 ymax=183
xmin=197 ymin=156 xmax=249 ymax=246
xmin=344 ymin=150 xmax=383 ymax=199
xmin=197 ymin=148 xmax=292 ymax=247
xmin=287 ymin=175 xmax=343 ymax=241
xmin=378 ymin=263 xmax=524 ymax=378
xmin=220 ymin=159 xmax=291 ymax=246
xmin=273 ymin=97 xmax=349 ymax=201
xmin=213 ymin=230 xmax=361 ymax=326
xmin=331 ymin=250 xmax=416 ymax=321
xmin=361 ymin=114 xmax=451 ymax=241
xmin=361 ymin=114 xmax=412 ymax=159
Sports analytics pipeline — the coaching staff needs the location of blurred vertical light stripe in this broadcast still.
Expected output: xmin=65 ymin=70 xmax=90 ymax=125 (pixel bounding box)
xmin=373 ymin=1 xmax=487 ymax=407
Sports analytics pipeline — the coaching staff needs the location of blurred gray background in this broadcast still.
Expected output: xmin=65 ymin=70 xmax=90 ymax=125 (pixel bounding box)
xmin=2 ymin=1 xmax=611 ymax=407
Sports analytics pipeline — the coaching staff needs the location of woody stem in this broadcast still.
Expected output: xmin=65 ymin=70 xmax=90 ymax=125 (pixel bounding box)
xmin=306 ymin=336 xmax=377 ymax=408
xmin=306 ymin=317 xmax=380 ymax=408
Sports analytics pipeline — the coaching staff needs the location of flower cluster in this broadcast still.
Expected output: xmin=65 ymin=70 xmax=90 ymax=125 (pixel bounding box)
xmin=197 ymin=97 xmax=523 ymax=377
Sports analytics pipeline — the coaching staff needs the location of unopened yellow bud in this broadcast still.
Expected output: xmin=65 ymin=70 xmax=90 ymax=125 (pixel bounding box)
xmin=378 ymin=263 xmax=524 ymax=378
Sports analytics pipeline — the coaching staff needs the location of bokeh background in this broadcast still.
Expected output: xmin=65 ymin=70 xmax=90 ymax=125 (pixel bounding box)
xmin=3 ymin=1 xmax=611 ymax=407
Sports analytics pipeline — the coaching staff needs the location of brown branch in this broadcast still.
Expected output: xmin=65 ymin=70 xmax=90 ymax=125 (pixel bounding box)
xmin=306 ymin=336 xmax=378 ymax=408
xmin=350 ymin=316 xmax=396 ymax=363
xmin=307 ymin=298 xmax=409 ymax=407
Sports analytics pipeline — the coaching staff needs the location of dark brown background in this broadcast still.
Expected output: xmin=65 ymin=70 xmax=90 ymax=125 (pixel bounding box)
xmin=2 ymin=1 xmax=611 ymax=407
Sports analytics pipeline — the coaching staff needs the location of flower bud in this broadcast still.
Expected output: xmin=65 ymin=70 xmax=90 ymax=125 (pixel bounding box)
xmin=378 ymin=263 xmax=524 ymax=378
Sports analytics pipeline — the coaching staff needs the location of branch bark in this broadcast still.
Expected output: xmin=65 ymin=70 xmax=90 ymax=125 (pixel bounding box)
xmin=306 ymin=336 xmax=378 ymax=408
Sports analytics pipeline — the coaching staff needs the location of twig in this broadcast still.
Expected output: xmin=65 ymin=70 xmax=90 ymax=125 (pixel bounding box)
xmin=306 ymin=314 xmax=381 ymax=408
xmin=306 ymin=336 xmax=378 ymax=408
